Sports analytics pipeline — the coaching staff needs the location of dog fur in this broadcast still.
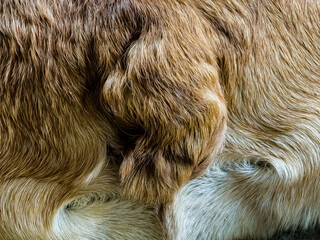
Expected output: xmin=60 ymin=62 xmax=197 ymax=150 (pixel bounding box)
xmin=0 ymin=0 xmax=228 ymax=206
xmin=0 ymin=0 xmax=168 ymax=239
xmin=165 ymin=0 xmax=320 ymax=239
xmin=1 ymin=0 xmax=320 ymax=239
xmin=101 ymin=0 xmax=227 ymax=204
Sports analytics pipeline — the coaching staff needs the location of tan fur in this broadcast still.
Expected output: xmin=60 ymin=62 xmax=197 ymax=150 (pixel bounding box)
xmin=165 ymin=0 xmax=320 ymax=239
xmin=2 ymin=0 xmax=228 ymax=207
xmin=1 ymin=0 xmax=320 ymax=239
xmin=101 ymin=0 xmax=227 ymax=204
xmin=0 ymin=0 xmax=167 ymax=239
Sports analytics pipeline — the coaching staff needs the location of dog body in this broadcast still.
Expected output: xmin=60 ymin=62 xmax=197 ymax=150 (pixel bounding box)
xmin=0 ymin=1 xmax=166 ymax=239
xmin=1 ymin=0 xmax=320 ymax=239
xmin=167 ymin=0 xmax=320 ymax=239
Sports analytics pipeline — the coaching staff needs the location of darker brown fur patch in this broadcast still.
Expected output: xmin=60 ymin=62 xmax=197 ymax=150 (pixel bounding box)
xmin=0 ymin=0 xmax=227 ymax=210
xmin=101 ymin=1 xmax=227 ymax=204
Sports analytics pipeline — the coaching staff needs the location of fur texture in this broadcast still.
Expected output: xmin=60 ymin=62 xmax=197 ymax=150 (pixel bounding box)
xmin=0 ymin=0 xmax=167 ymax=239
xmin=1 ymin=0 xmax=320 ymax=239
xmin=101 ymin=0 xmax=227 ymax=204
xmin=0 ymin=0 xmax=228 ymax=206
xmin=166 ymin=0 xmax=320 ymax=239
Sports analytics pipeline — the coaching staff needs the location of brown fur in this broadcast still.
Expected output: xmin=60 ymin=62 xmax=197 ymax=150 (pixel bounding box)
xmin=0 ymin=0 xmax=227 ymax=237
xmin=0 ymin=0 xmax=168 ymax=238
xmin=1 ymin=0 xmax=228 ymax=206
xmin=165 ymin=0 xmax=320 ymax=239
xmin=0 ymin=0 xmax=226 ymax=207
xmin=2 ymin=0 xmax=320 ymax=239
xmin=102 ymin=0 xmax=227 ymax=204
